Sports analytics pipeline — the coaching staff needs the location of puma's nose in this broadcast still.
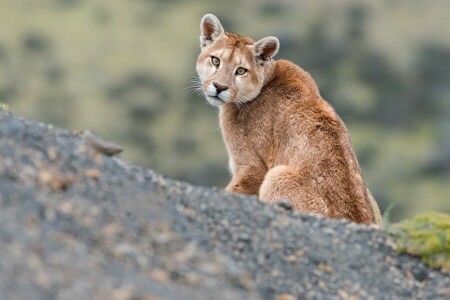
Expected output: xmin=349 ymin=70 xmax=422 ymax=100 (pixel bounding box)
xmin=213 ymin=82 xmax=229 ymax=94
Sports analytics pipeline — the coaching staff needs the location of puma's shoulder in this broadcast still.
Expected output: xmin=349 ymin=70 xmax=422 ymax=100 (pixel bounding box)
xmin=264 ymin=59 xmax=321 ymax=99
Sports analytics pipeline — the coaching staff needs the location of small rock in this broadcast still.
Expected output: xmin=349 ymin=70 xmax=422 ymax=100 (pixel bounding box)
xmin=437 ymin=287 xmax=450 ymax=298
xmin=276 ymin=294 xmax=296 ymax=300
xmin=149 ymin=269 xmax=170 ymax=284
xmin=318 ymin=263 xmax=333 ymax=274
xmin=276 ymin=200 xmax=293 ymax=211
xmin=83 ymin=130 xmax=123 ymax=156
xmin=38 ymin=168 xmax=74 ymax=191
xmin=46 ymin=147 xmax=57 ymax=160
xmin=411 ymin=266 xmax=428 ymax=282
xmin=85 ymin=168 xmax=102 ymax=179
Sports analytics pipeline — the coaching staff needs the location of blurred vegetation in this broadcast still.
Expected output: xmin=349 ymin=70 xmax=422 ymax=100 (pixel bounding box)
xmin=1 ymin=0 xmax=449 ymax=221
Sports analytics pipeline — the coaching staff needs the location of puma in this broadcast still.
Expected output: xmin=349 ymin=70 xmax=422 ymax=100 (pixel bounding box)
xmin=196 ymin=14 xmax=382 ymax=224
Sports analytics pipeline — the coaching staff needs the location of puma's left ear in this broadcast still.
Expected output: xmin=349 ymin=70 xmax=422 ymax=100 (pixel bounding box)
xmin=253 ymin=36 xmax=280 ymax=61
xmin=200 ymin=14 xmax=225 ymax=48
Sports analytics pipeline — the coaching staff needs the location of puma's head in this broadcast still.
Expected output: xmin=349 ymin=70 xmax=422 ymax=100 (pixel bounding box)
xmin=196 ymin=14 xmax=279 ymax=107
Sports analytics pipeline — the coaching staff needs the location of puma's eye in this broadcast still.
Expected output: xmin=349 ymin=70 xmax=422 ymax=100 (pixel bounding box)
xmin=211 ymin=56 xmax=220 ymax=67
xmin=235 ymin=67 xmax=247 ymax=75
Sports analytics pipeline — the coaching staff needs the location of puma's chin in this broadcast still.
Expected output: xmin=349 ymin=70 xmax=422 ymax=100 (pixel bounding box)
xmin=204 ymin=93 xmax=257 ymax=107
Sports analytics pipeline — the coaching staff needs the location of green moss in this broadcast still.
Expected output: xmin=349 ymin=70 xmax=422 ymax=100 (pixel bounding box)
xmin=386 ymin=212 xmax=450 ymax=273
xmin=0 ymin=102 xmax=8 ymax=110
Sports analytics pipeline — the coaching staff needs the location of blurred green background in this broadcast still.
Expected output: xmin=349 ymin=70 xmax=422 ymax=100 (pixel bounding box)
xmin=1 ymin=0 xmax=449 ymax=221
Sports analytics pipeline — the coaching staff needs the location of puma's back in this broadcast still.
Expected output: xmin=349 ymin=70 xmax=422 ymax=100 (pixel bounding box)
xmin=196 ymin=14 xmax=382 ymax=224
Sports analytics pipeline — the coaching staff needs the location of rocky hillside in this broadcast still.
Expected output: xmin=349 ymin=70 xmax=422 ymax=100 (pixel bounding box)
xmin=0 ymin=110 xmax=449 ymax=300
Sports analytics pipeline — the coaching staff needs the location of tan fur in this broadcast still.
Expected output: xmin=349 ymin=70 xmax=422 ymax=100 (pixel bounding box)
xmin=196 ymin=14 xmax=382 ymax=224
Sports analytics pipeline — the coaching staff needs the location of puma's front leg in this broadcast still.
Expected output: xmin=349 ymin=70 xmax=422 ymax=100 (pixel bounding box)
xmin=225 ymin=166 xmax=266 ymax=196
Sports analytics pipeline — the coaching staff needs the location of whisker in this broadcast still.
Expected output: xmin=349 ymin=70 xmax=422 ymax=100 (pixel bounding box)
xmin=235 ymin=99 xmax=244 ymax=113
xmin=184 ymin=77 xmax=204 ymax=97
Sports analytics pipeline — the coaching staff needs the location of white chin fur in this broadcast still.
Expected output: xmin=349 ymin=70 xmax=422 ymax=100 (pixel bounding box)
xmin=205 ymin=95 xmax=225 ymax=107
xmin=219 ymin=90 xmax=230 ymax=102
xmin=206 ymin=84 xmax=216 ymax=95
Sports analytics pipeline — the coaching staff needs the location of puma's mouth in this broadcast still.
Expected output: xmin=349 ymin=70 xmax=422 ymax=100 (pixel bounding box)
xmin=209 ymin=96 xmax=224 ymax=102
xmin=205 ymin=95 xmax=226 ymax=107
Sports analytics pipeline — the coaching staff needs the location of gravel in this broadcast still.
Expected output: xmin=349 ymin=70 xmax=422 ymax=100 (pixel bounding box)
xmin=0 ymin=110 xmax=449 ymax=300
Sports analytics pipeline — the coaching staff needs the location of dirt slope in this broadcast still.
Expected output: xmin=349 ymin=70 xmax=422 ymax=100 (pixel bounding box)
xmin=0 ymin=110 xmax=449 ymax=299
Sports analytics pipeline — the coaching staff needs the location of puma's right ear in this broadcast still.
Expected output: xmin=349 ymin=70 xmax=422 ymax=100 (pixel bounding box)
xmin=200 ymin=14 xmax=224 ymax=48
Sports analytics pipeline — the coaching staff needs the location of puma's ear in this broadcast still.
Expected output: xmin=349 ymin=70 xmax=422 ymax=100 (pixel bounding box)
xmin=253 ymin=36 xmax=280 ymax=62
xmin=200 ymin=14 xmax=225 ymax=48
